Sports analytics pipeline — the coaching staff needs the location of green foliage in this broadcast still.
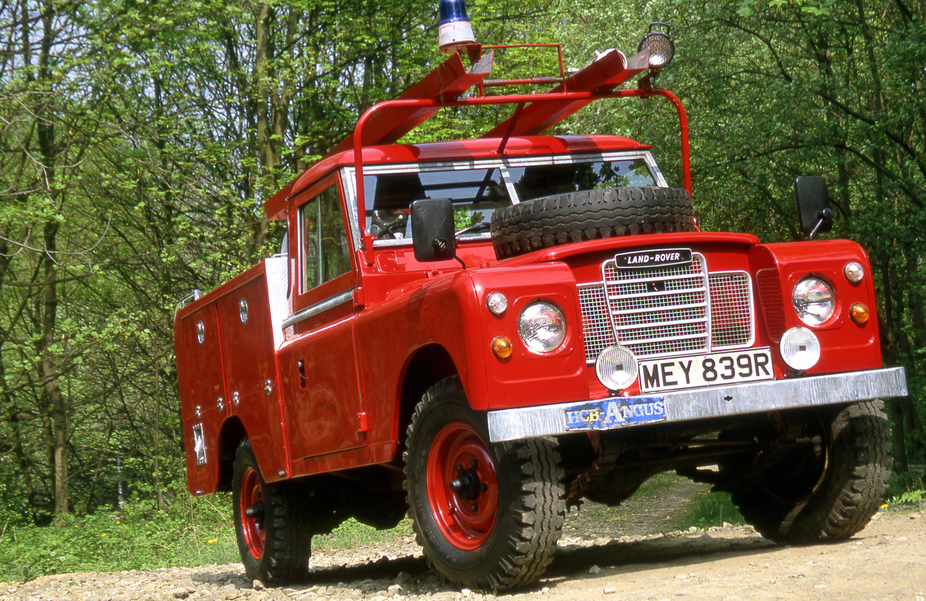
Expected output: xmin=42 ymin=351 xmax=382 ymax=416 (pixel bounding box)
xmin=0 ymin=497 xmax=418 ymax=582
xmin=887 ymin=489 xmax=925 ymax=507
xmin=886 ymin=468 xmax=925 ymax=501
xmin=1 ymin=0 xmax=924 ymax=574
xmin=680 ymin=491 xmax=746 ymax=530
xmin=0 ymin=494 xmax=238 ymax=583
xmin=314 ymin=518 xmax=415 ymax=550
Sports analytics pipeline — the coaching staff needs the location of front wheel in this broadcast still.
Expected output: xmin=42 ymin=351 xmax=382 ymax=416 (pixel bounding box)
xmin=730 ymin=401 xmax=892 ymax=545
xmin=232 ymin=439 xmax=312 ymax=585
xmin=404 ymin=377 xmax=565 ymax=590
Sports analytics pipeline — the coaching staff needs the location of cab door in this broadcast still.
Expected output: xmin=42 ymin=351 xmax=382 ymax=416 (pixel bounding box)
xmin=278 ymin=173 xmax=366 ymax=467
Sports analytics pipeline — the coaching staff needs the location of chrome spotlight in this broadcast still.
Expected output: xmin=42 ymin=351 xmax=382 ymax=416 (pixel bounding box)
xmin=638 ymin=22 xmax=675 ymax=69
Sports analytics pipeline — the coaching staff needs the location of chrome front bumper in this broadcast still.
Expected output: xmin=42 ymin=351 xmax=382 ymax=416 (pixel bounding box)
xmin=487 ymin=367 xmax=908 ymax=442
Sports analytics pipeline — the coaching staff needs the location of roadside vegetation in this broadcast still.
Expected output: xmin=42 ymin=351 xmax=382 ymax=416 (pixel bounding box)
xmin=1 ymin=0 xmax=923 ymax=584
xmin=0 ymin=492 xmax=414 ymax=583
xmin=2 ymin=475 xmax=923 ymax=582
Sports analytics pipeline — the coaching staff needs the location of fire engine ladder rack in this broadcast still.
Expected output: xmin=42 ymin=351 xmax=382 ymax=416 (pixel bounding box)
xmin=264 ymin=44 xmax=691 ymax=263
xmin=349 ymin=46 xmax=691 ymax=262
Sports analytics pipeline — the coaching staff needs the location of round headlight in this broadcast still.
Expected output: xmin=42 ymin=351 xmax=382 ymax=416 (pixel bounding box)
xmin=780 ymin=327 xmax=821 ymax=371
xmin=518 ymin=302 xmax=566 ymax=354
xmin=595 ymin=345 xmax=638 ymax=391
xmin=792 ymin=277 xmax=835 ymax=326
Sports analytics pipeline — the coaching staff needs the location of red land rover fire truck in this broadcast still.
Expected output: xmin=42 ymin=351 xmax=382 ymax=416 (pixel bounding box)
xmin=174 ymin=13 xmax=908 ymax=591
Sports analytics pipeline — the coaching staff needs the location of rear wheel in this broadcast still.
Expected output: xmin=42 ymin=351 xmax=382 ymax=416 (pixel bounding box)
xmin=232 ymin=439 xmax=312 ymax=585
xmin=730 ymin=401 xmax=891 ymax=544
xmin=404 ymin=376 xmax=565 ymax=590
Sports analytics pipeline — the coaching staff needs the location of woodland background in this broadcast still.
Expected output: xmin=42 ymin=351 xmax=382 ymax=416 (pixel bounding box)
xmin=0 ymin=0 xmax=923 ymax=535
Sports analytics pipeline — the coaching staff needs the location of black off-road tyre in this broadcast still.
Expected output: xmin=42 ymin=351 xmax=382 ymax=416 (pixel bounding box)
xmin=232 ymin=439 xmax=313 ymax=585
xmin=404 ymin=376 xmax=566 ymax=590
xmin=490 ymin=186 xmax=696 ymax=259
xmin=730 ymin=401 xmax=891 ymax=545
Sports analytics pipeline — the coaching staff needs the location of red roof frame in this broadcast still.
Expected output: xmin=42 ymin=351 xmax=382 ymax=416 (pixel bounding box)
xmin=263 ymin=46 xmax=691 ymax=253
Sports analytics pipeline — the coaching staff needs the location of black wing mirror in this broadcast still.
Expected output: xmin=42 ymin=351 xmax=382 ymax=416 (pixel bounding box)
xmin=411 ymin=198 xmax=457 ymax=262
xmin=795 ymin=176 xmax=833 ymax=239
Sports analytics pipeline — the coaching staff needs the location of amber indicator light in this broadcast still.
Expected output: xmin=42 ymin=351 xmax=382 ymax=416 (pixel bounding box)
xmin=850 ymin=303 xmax=870 ymax=324
xmin=492 ymin=336 xmax=514 ymax=360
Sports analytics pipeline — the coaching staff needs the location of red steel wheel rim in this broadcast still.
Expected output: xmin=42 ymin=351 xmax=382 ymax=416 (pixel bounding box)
xmin=240 ymin=466 xmax=265 ymax=559
xmin=426 ymin=422 xmax=499 ymax=550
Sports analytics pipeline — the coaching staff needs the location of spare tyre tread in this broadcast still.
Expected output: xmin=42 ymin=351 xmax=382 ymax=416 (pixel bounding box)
xmin=490 ymin=187 xmax=695 ymax=259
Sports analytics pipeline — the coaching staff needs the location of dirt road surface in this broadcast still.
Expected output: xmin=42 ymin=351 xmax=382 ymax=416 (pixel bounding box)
xmin=4 ymin=480 xmax=924 ymax=601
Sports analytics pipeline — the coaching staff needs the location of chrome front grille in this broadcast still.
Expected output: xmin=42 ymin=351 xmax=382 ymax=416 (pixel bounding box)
xmin=578 ymin=252 xmax=754 ymax=363
xmin=709 ymin=273 xmax=753 ymax=348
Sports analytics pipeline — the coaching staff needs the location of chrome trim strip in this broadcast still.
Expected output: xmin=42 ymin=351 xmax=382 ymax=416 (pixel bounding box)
xmin=282 ymin=288 xmax=355 ymax=330
xmin=487 ymin=367 xmax=908 ymax=442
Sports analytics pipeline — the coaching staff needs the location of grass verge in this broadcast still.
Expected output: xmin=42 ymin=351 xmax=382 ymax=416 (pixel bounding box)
xmin=677 ymin=490 xmax=745 ymax=530
xmin=0 ymin=494 xmax=239 ymax=583
xmin=0 ymin=493 xmax=416 ymax=583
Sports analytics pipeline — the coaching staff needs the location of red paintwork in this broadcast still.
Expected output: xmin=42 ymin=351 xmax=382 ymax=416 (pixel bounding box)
xmin=239 ymin=466 xmax=265 ymax=559
xmin=748 ymin=240 xmax=881 ymax=374
xmin=427 ymin=422 xmax=498 ymax=550
xmin=175 ymin=44 xmax=885 ymax=495
xmin=177 ymin=262 xmax=290 ymax=491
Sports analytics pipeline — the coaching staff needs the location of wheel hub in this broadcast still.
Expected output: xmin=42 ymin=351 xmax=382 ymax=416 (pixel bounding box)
xmin=427 ymin=421 xmax=499 ymax=550
xmin=449 ymin=461 xmax=487 ymax=501
xmin=245 ymin=501 xmax=265 ymax=520
xmin=239 ymin=466 xmax=266 ymax=559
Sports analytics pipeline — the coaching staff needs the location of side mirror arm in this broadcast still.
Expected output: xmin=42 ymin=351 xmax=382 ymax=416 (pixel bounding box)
xmin=808 ymin=207 xmax=834 ymax=240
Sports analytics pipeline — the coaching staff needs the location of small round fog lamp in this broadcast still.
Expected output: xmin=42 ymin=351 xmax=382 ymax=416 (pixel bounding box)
xmin=844 ymin=262 xmax=865 ymax=283
xmin=595 ymin=346 xmax=638 ymax=391
xmin=780 ymin=327 xmax=821 ymax=371
xmin=486 ymin=292 xmax=508 ymax=316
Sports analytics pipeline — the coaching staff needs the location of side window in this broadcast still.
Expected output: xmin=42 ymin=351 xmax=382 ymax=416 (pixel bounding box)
xmin=301 ymin=186 xmax=351 ymax=293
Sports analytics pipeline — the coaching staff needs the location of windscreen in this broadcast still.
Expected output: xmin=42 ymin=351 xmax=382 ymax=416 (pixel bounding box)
xmin=360 ymin=156 xmax=656 ymax=241
xmin=509 ymin=159 xmax=654 ymax=200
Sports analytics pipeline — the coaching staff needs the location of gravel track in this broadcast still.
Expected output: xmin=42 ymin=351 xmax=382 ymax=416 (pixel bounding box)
xmin=4 ymin=478 xmax=924 ymax=601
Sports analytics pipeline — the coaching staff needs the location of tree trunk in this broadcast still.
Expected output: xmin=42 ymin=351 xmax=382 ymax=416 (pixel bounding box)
xmin=36 ymin=221 xmax=69 ymax=515
xmin=33 ymin=0 xmax=69 ymax=515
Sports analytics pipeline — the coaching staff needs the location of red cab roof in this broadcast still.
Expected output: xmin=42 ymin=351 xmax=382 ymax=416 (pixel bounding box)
xmin=264 ymin=135 xmax=648 ymax=220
